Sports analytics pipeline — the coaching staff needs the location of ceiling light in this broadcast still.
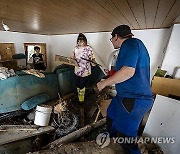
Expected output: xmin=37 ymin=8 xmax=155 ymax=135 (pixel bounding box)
xmin=2 ymin=21 xmax=10 ymax=31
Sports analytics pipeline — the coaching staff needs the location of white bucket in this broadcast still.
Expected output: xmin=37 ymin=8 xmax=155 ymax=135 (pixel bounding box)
xmin=34 ymin=105 xmax=52 ymax=126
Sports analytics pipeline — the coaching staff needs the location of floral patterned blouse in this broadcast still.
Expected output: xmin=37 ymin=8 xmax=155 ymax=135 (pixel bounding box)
xmin=72 ymin=45 xmax=95 ymax=77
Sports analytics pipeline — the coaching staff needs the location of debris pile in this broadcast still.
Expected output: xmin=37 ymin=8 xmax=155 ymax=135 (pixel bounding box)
xmin=139 ymin=142 xmax=164 ymax=154
xmin=50 ymin=99 xmax=79 ymax=137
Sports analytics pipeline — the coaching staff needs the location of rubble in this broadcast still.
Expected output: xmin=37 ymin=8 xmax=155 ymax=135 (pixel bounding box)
xmin=0 ymin=87 xmax=165 ymax=154
xmin=138 ymin=142 xmax=164 ymax=154
xmin=45 ymin=118 xmax=106 ymax=149
xmin=30 ymin=141 xmax=124 ymax=154
xmin=50 ymin=97 xmax=79 ymax=137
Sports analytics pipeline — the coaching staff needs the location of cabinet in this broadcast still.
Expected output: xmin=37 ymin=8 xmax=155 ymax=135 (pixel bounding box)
xmin=0 ymin=43 xmax=17 ymax=69
xmin=151 ymin=76 xmax=180 ymax=97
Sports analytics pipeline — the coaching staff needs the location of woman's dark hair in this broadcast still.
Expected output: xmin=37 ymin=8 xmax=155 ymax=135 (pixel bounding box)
xmin=34 ymin=46 xmax=40 ymax=50
xmin=77 ymin=33 xmax=87 ymax=45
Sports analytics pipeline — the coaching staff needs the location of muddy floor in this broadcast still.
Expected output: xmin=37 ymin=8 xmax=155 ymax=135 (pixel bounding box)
xmin=0 ymin=88 xmax=164 ymax=154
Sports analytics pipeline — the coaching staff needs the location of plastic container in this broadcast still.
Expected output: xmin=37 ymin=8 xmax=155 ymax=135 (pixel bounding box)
xmin=34 ymin=105 xmax=52 ymax=126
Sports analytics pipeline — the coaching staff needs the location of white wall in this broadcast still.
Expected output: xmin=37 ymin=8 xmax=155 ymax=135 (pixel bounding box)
xmin=0 ymin=30 xmax=49 ymax=67
xmin=48 ymin=34 xmax=77 ymax=71
xmin=162 ymin=24 xmax=180 ymax=78
xmin=49 ymin=32 xmax=112 ymax=71
xmin=0 ymin=28 xmax=172 ymax=79
xmin=133 ymin=28 xmax=171 ymax=78
xmin=49 ymin=29 xmax=170 ymax=78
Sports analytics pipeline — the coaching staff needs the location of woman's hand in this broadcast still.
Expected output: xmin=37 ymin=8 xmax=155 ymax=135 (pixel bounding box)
xmin=97 ymin=80 xmax=106 ymax=91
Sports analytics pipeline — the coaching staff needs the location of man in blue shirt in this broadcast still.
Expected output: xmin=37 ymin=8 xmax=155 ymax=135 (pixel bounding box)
xmin=97 ymin=25 xmax=153 ymax=154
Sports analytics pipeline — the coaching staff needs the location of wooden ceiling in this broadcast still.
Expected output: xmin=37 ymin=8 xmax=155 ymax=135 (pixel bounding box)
xmin=0 ymin=0 xmax=180 ymax=35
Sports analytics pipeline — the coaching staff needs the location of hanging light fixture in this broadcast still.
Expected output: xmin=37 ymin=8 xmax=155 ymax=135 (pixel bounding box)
xmin=2 ymin=20 xmax=10 ymax=31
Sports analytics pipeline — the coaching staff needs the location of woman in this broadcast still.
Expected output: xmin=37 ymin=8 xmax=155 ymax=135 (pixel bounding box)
xmin=72 ymin=33 xmax=95 ymax=103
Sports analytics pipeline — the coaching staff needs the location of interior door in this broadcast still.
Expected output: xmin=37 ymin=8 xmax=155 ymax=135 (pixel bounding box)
xmin=24 ymin=43 xmax=47 ymax=67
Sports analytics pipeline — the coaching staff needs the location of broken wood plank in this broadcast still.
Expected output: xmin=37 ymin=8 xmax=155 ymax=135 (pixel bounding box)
xmin=44 ymin=118 xmax=106 ymax=149
xmin=79 ymin=107 xmax=85 ymax=141
xmin=80 ymin=107 xmax=84 ymax=128
xmin=0 ymin=125 xmax=54 ymax=146
xmin=62 ymin=92 xmax=75 ymax=100
xmin=55 ymin=55 xmax=78 ymax=66
xmin=0 ymin=125 xmax=38 ymax=132
xmin=0 ymin=125 xmax=38 ymax=130
xmin=87 ymin=105 xmax=98 ymax=118
xmin=0 ymin=128 xmax=37 ymax=132
xmin=94 ymin=108 xmax=101 ymax=123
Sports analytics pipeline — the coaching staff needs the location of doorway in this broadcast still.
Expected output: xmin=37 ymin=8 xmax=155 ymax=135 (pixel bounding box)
xmin=24 ymin=43 xmax=47 ymax=68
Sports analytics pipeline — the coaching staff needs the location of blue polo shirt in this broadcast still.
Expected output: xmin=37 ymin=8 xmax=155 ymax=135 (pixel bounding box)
xmin=115 ymin=38 xmax=152 ymax=99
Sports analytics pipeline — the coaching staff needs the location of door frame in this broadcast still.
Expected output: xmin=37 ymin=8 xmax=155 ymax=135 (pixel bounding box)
xmin=24 ymin=43 xmax=47 ymax=67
